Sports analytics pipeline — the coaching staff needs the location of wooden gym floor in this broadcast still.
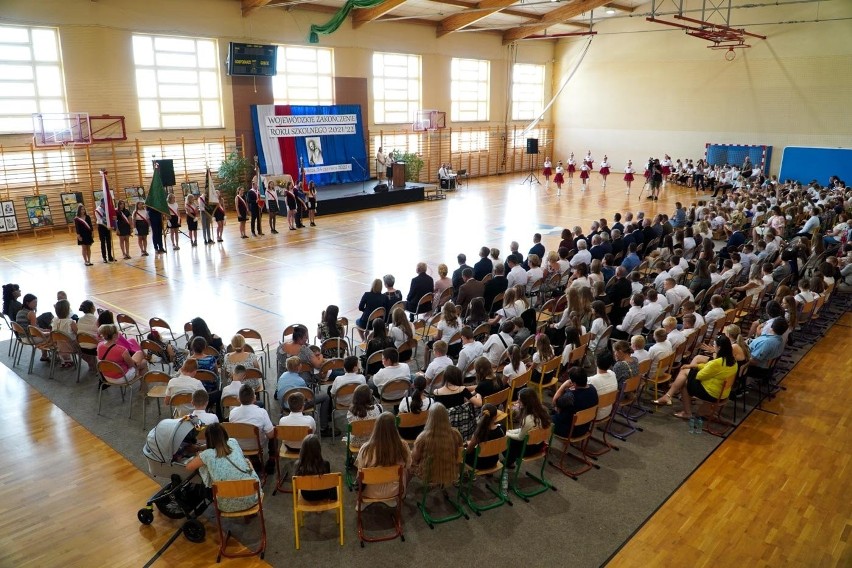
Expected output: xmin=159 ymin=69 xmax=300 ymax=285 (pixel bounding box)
xmin=0 ymin=174 xmax=849 ymax=566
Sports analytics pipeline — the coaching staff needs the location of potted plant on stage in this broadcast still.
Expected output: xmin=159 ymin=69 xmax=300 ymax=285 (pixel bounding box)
xmin=217 ymin=151 xmax=253 ymax=205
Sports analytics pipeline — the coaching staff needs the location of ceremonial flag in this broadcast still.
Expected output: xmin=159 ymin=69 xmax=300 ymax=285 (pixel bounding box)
xmin=144 ymin=164 xmax=169 ymax=215
xmin=205 ymin=167 xmax=219 ymax=204
xmin=100 ymin=170 xmax=117 ymax=230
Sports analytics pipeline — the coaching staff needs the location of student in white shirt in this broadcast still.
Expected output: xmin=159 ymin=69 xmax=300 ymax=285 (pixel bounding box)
xmin=663 ymin=316 xmax=686 ymax=349
xmin=502 ymin=344 xmax=528 ymax=383
xmin=188 ymin=389 xmax=219 ymax=425
xmin=587 ymin=301 xmax=610 ymax=353
xmin=642 ymin=289 xmax=665 ymax=329
xmin=421 ymin=340 xmax=453 ymax=381
xmin=794 ymin=280 xmax=817 ymax=305
xmin=648 ymin=329 xmax=673 ymax=377
xmin=615 ymin=294 xmax=646 ymax=339
xmin=455 ymin=331 xmax=485 ymax=378
xmin=329 ymin=356 xmax=367 ymax=398
xmin=588 ymin=351 xmax=619 ymax=421
xmin=630 ymin=335 xmax=651 ymax=364
xmin=229 ymin=384 xmax=276 ymax=473
xmin=506 ymin=257 xmax=528 ymax=289
xmin=369 ymin=348 xmax=412 ymax=392
xmin=482 ymin=321 xmax=515 ymax=367
xmin=278 ymin=391 xmax=316 ymax=450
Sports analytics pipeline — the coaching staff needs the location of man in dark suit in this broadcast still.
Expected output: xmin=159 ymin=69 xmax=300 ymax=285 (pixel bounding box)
xmin=483 ymin=263 xmax=509 ymax=314
xmin=456 ymin=268 xmax=484 ymax=314
xmin=406 ymin=262 xmax=434 ymax=315
xmin=589 ymin=235 xmax=607 ymax=261
xmin=610 ymin=229 xmax=625 ymax=259
xmin=611 ymin=212 xmax=624 ymax=235
xmin=503 ymin=241 xmax=520 ymax=274
xmin=622 ymin=224 xmax=636 ymax=249
xmin=642 ymin=219 xmax=657 ymax=250
xmin=451 ymin=253 xmax=471 ymax=297
xmin=473 ymin=246 xmax=493 ymax=281
xmin=524 ymin=233 xmax=545 ymax=269
xmin=606 ymin=266 xmax=633 ymax=325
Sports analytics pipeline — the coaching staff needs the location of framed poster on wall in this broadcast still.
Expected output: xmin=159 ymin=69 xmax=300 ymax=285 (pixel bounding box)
xmin=0 ymin=201 xmax=17 ymax=232
xmin=125 ymin=186 xmax=145 ymax=204
xmin=180 ymin=181 xmax=200 ymax=196
xmin=60 ymin=192 xmax=84 ymax=223
xmin=24 ymin=195 xmax=54 ymax=228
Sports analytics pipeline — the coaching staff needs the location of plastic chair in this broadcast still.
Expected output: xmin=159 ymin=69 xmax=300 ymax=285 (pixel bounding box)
xmin=460 ymin=436 xmax=512 ymax=514
xmin=586 ymin=389 xmax=620 ymax=457
xmin=96 ymin=360 xmax=142 ymax=418
xmin=117 ymin=313 xmax=147 ymax=342
xmin=417 ymin=451 xmax=468 ymax=529
xmin=168 ymin=392 xmax=193 ymax=418
xmin=345 ymin=418 xmax=378 ymax=489
xmin=222 ymin=422 xmax=265 ymax=480
xmin=49 ymin=330 xmax=82 ymax=382
xmin=292 ymin=473 xmax=344 ymax=550
xmin=27 ymin=325 xmax=54 ymax=374
xmin=549 ymin=405 xmax=600 ymax=479
xmin=211 ymin=479 xmax=266 ymax=562
xmin=396 ymin=411 xmax=429 ymax=445
xmin=273 ymin=425 xmax=313 ymax=495
xmin=610 ymin=375 xmax=645 ymax=440
xmin=530 ymin=356 xmax=561 ymax=401
xmin=331 ymin=382 xmax=359 ymax=437
xmin=356 ymin=465 xmax=405 ymax=546
xmin=378 ymin=378 xmax=410 ymax=409
xmin=142 ymin=370 xmax=170 ymax=430
xmin=508 ymin=426 xmax=555 ymax=501
xmin=149 ymin=317 xmax=179 ymax=346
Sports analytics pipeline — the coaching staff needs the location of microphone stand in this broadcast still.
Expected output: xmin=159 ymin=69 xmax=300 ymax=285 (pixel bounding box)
xmin=352 ymin=156 xmax=367 ymax=194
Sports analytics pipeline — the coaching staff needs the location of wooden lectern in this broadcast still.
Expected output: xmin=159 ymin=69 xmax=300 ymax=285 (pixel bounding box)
xmin=392 ymin=162 xmax=406 ymax=189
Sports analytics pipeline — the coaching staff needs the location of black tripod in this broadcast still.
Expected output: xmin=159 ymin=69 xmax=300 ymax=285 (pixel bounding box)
xmin=521 ymin=153 xmax=540 ymax=186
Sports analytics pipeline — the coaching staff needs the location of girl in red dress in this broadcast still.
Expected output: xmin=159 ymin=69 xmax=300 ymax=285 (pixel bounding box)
xmin=661 ymin=154 xmax=672 ymax=188
xmin=599 ymin=155 xmax=611 ymax=189
xmin=623 ymin=160 xmax=636 ymax=194
xmin=567 ymin=153 xmax=576 ymax=184
xmin=542 ymin=157 xmax=552 ymax=187
xmin=579 ymin=161 xmax=590 ymax=191
xmin=553 ymin=161 xmax=565 ymax=195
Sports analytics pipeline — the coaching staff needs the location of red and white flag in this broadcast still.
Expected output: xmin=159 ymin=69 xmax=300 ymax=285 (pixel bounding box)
xmin=100 ymin=170 xmax=117 ymax=230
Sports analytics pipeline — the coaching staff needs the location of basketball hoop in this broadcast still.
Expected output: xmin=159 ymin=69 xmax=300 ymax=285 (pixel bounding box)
xmin=32 ymin=112 xmax=93 ymax=148
xmin=412 ymin=110 xmax=446 ymax=132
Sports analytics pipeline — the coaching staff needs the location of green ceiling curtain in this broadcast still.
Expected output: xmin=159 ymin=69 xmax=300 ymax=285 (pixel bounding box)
xmin=309 ymin=0 xmax=387 ymax=43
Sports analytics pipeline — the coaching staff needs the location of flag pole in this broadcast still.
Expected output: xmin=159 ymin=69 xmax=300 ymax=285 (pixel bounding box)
xmin=100 ymin=169 xmax=116 ymax=263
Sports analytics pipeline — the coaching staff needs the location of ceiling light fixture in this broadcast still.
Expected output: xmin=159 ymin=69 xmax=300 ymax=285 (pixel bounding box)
xmin=606 ymin=8 xmax=615 ymax=14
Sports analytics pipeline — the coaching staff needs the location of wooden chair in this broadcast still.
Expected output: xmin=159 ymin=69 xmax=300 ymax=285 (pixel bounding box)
xmin=353 ymin=307 xmax=386 ymax=346
xmin=168 ymin=392 xmax=193 ymax=418
xmin=222 ymin=422 xmax=265 ymax=479
xmin=471 ymin=323 xmax=491 ymax=342
xmin=489 ymin=292 xmax=504 ymax=315
xmin=243 ymin=367 xmax=269 ymax=409
xmin=356 ymin=465 xmax=405 ymax=546
xmin=117 ymin=313 xmax=148 ymax=342
xmin=195 ymin=368 xmax=220 ymax=391
xmin=282 ymin=387 xmax=316 ymax=424
xmin=461 ymin=436 xmax=512 ymax=514
xmin=345 ymin=418 xmax=378 ymax=489
xmin=700 ymin=380 xmax=734 ymax=438
xmin=417 ymin=449 xmax=469 ymax=528
xmin=149 ymin=317 xmax=180 ymax=346
xmin=282 ymin=323 xmax=307 ymax=342
xmin=397 ymin=338 xmax=417 ymax=364
xmin=593 ymin=325 xmax=614 ymax=358
xmin=331 ymin=382 xmax=359 ymax=437
xmin=212 ymin=479 xmax=266 ymax=562
xmin=140 ymin=338 xmax=171 ymax=372
xmin=221 ymin=394 xmax=240 ymax=419
xmin=644 ymin=351 xmax=676 ymax=403
xmin=529 ymin=356 xmax=561 ymax=401
xmin=236 ymin=327 xmax=268 ymax=375
xmin=142 ymin=370 xmax=170 ymax=430
xmin=508 ymin=426 xmax=555 ymax=501
xmin=549 ymin=405 xmax=599 ymax=479
xmin=49 ymin=330 xmax=83 ymax=382
xmin=378 ymin=378 xmax=410 ymax=410
xmin=27 ymin=326 xmax=54 ymax=374
xmin=434 ymin=286 xmax=452 ymax=310
xmin=273 ymin=425 xmax=313 ymax=495
xmin=482 ymin=387 xmax=510 ymax=427
xmin=610 ymin=375 xmax=645 ymax=439
xmin=292 ymin=473 xmax=344 ymax=550
xmin=536 ymin=298 xmax=557 ymax=325
xmin=578 ymin=331 xmax=593 ymax=347
xmin=96 ymin=360 xmax=142 ymax=418
xmin=586 ymin=389 xmax=621 ymax=457
xmin=408 ymin=292 xmax=431 ymax=319
xmin=396 ymin=411 xmax=429 ymax=445
xmin=364 ymin=351 xmax=384 ymax=380
xmin=319 ymin=338 xmax=349 ymax=359
xmin=506 ymin=368 xmax=533 ymax=428
xmin=426 ymin=369 xmax=445 ymax=394
xmin=565 ymin=343 xmax=588 ymax=370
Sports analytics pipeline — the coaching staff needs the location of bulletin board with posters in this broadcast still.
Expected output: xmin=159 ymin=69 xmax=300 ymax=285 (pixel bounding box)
xmin=24 ymin=195 xmax=54 ymax=228
xmin=0 ymin=200 xmax=19 ymax=233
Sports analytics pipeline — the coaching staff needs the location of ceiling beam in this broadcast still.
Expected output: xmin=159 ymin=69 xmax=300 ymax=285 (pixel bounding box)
xmin=437 ymin=0 xmax=520 ymax=37
xmin=429 ymin=0 xmax=544 ymax=21
xmin=352 ymin=0 xmax=409 ymax=28
xmin=502 ymin=0 xmax=611 ymax=44
xmin=241 ymin=0 xmax=274 ymax=16
xmin=605 ymin=3 xmax=635 ymax=13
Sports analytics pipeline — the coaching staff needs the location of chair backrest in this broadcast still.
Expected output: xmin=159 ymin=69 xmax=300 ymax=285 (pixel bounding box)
xmin=379 ymin=378 xmax=411 ymax=403
xmin=183 ymin=321 xmax=193 ymax=335
xmin=97 ymin=360 xmax=129 ymax=382
xmin=435 ymin=286 xmax=452 ymax=308
xmin=236 ymin=327 xmax=263 ymax=344
xmin=473 ymin=435 xmax=508 ymax=462
xmin=195 ymin=369 xmax=218 ymax=385
xmin=243 ymin=367 xmax=264 ymax=383
xmin=367 ymin=307 xmax=386 ymax=326
xmin=149 ymin=317 xmax=172 ymax=331
xmin=519 ymin=334 xmax=536 ymax=358
xmin=169 ymin=392 xmax=192 ymax=414
xmin=524 ymin=426 xmax=551 ymax=449
xmin=319 ymin=357 xmax=345 ymax=378
xmin=637 ymin=358 xmax=652 ymax=377
xmin=570 ymin=406 xmax=598 ymax=436
xmin=77 ymin=331 xmax=98 ymax=350
xmin=620 ymin=374 xmax=641 ymax=400
xmin=416 ymin=292 xmax=433 ymax=311
xmin=654 ymin=352 xmax=676 ymax=378
xmin=348 ymin=417 xmax=378 ymax=440
xmin=28 ymin=325 xmax=51 ymax=343
xmin=221 ymin=394 xmax=240 ymax=412
xmin=596 ymin=389 xmax=619 ymax=417
xmin=140 ymin=338 xmax=165 ymax=358
xmin=397 ymin=411 xmax=429 ymax=431
xmin=50 ymin=330 xmax=78 ymax=353
xmin=508 ymin=367 xmax=533 ymax=395
xmin=539 ymin=356 xmax=562 ymax=382
xmin=213 ymin=479 xmax=260 ymax=502
xmin=222 ymin=422 xmax=262 ymax=452
xmin=578 ymin=332 xmax=593 ymax=347
xmin=567 ymin=343 xmax=588 ymax=366
xmin=116 ymin=313 xmax=140 ymax=331
xmin=333 ymin=382 xmax=360 ymax=410
xmin=490 ymin=292 xmax=504 ymax=313
xmin=275 ymin=425 xmax=313 ymax=447
xmin=320 ymin=338 xmax=348 ymax=358
xmin=482 ymin=386 xmax=510 ymax=410
xmin=143 ymin=370 xmax=170 ymax=387
xmin=482 ymin=273 xmax=493 ymax=284
xmin=427 ymin=369 xmax=445 ymax=393
xmin=358 ymin=464 xmax=403 ymax=488
xmin=293 ymin=472 xmax=342 ymax=494
xmin=472 ymin=323 xmax=491 ymax=342
xmin=595 ymin=325 xmax=614 ymax=352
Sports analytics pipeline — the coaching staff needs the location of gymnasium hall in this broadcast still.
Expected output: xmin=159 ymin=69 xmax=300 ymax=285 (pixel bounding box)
xmin=0 ymin=0 xmax=850 ymax=566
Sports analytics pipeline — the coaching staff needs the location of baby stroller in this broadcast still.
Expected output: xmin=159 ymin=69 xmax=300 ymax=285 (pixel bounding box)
xmin=137 ymin=415 xmax=211 ymax=543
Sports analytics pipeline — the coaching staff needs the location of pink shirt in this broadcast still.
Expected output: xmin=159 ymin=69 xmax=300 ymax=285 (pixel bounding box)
xmin=97 ymin=341 xmax=130 ymax=376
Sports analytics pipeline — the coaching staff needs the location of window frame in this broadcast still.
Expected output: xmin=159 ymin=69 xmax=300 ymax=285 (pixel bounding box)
xmin=372 ymin=52 xmax=422 ymax=125
xmin=450 ymin=57 xmax=490 ymax=123
xmin=272 ymin=45 xmax=335 ymax=106
xmin=511 ymin=63 xmax=546 ymax=122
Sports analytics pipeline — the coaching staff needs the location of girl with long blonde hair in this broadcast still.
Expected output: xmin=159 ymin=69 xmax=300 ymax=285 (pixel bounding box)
xmin=355 ymin=412 xmax=410 ymax=499
xmin=411 ymin=403 xmax=463 ymax=486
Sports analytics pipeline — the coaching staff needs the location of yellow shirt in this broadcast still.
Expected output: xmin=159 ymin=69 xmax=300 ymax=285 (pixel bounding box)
xmin=696 ymin=357 xmax=738 ymax=399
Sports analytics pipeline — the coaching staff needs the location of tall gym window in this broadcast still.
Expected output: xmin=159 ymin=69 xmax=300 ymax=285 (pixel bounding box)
xmin=132 ymin=34 xmax=223 ymax=130
xmin=451 ymin=58 xmax=489 ymax=122
xmin=511 ymin=63 xmax=545 ymax=121
xmin=0 ymin=25 xmax=67 ymax=134
xmin=372 ymin=52 xmax=421 ymax=124
xmin=273 ymin=45 xmax=334 ymax=105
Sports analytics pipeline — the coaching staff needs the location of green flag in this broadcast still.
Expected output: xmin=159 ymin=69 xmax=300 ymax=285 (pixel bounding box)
xmin=145 ymin=165 xmax=169 ymax=215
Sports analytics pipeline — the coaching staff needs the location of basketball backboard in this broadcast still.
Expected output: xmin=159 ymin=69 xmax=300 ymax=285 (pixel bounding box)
xmin=32 ymin=112 xmax=92 ymax=147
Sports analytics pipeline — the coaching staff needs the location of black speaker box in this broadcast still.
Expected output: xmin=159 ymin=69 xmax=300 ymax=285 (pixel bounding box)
xmin=373 ymin=183 xmax=388 ymax=193
xmin=526 ymin=138 xmax=539 ymax=155
xmin=154 ymin=159 xmax=176 ymax=187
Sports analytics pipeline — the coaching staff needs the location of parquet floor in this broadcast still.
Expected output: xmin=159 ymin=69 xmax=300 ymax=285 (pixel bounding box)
xmin=0 ymin=174 xmax=848 ymax=565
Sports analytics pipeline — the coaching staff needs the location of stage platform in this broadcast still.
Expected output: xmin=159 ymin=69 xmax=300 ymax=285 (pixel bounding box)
xmin=277 ymin=180 xmax=427 ymax=216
